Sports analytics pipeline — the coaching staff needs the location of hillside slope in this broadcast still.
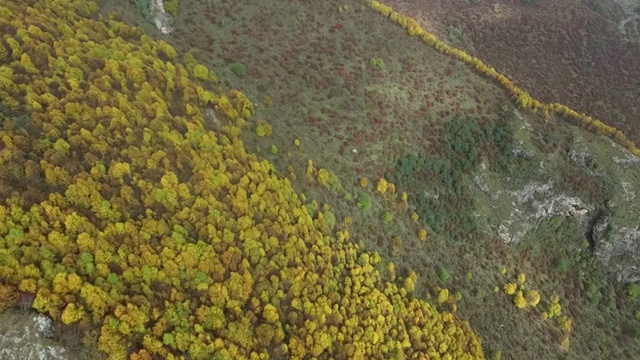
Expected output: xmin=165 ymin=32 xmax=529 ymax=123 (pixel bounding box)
xmin=375 ymin=0 xmax=640 ymax=150
xmin=0 ymin=1 xmax=483 ymax=359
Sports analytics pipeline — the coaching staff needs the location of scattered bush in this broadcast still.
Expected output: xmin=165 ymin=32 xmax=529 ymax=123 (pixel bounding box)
xmin=555 ymin=257 xmax=570 ymax=273
xmin=586 ymin=282 xmax=602 ymax=306
xmin=389 ymin=117 xmax=513 ymax=242
xmin=163 ymin=0 xmax=179 ymax=17
xmin=370 ymin=57 xmax=385 ymax=68
xmin=0 ymin=2 xmax=484 ymax=358
xmin=230 ymin=62 xmax=247 ymax=77
xmin=627 ymin=283 xmax=640 ymax=299
xmin=439 ymin=267 xmax=452 ymax=283
xmin=133 ymin=0 xmax=152 ymax=22
xmin=357 ymin=193 xmax=372 ymax=211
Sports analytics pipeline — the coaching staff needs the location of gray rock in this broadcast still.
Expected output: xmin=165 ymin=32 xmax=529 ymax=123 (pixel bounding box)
xmin=0 ymin=311 xmax=72 ymax=360
xmin=592 ymin=217 xmax=640 ymax=283
xmin=511 ymin=148 xmax=534 ymax=160
xmin=150 ymin=0 xmax=175 ymax=34
xmin=474 ymin=110 xmax=640 ymax=282
xmin=569 ymin=150 xmax=593 ymax=168
xmin=495 ymin=182 xmax=590 ymax=244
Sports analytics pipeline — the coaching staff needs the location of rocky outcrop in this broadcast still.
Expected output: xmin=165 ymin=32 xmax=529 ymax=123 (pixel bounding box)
xmin=150 ymin=0 xmax=174 ymax=34
xmin=470 ymin=105 xmax=640 ymax=283
xmin=493 ymin=182 xmax=590 ymax=244
xmin=592 ymin=215 xmax=640 ymax=283
xmin=478 ymin=169 xmax=640 ymax=284
xmin=0 ymin=311 xmax=72 ymax=360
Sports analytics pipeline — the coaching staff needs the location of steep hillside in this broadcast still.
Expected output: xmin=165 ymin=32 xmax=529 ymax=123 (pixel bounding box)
xmin=375 ymin=0 xmax=640 ymax=151
xmin=0 ymin=1 xmax=482 ymax=359
xmin=119 ymin=0 xmax=640 ymax=358
xmin=2 ymin=0 xmax=640 ymax=359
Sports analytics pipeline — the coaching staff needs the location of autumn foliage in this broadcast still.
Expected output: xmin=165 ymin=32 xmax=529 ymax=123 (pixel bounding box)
xmin=0 ymin=1 xmax=483 ymax=359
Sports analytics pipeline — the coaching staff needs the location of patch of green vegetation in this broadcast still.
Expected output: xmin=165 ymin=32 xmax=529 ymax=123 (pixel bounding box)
xmin=555 ymin=257 xmax=570 ymax=273
xmin=394 ymin=153 xmax=471 ymax=237
xmin=357 ymin=193 xmax=372 ymax=211
xmin=522 ymin=216 xmax=585 ymax=257
xmin=490 ymin=121 xmax=513 ymax=169
xmin=446 ymin=117 xmax=485 ymax=171
xmin=304 ymin=202 xmax=317 ymax=218
xmin=163 ymin=0 xmax=179 ymax=17
xmin=584 ymin=282 xmax=602 ymax=306
xmin=323 ymin=211 xmax=336 ymax=231
xmin=133 ymin=0 xmax=152 ymax=22
xmin=328 ymin=172 xmax=344 ymax=193
xmin=370 ymin=57 xmax=386 ymax=69
xmin=388 ymin=117 xmax=514 ymax=241
xmin=231 ymin=62 xmax=247 ymax=77
xmin=106 ymin=273 xmax=119 ymax=285
xmin=438 ymin=266 xmax=452 ymax=283
xmin=183 ymin=51 xmax=196 ymax=66
xmin=445 ymin=22 xmax=474 ymax=51
xmin=626 ymin=283 xmax=640 ymax=299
